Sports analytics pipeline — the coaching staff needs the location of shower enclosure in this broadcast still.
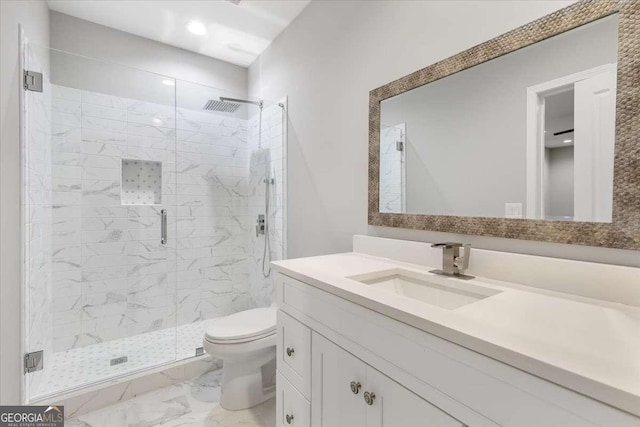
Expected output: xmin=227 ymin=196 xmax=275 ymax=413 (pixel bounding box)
xmin=21 ymin=41 xmax=287 ymax=402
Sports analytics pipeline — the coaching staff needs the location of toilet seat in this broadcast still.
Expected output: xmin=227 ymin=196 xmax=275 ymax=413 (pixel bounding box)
xmin=205 ymin=330 xmax=275 ymax=344
xmin=204 ymin=307 xmax=276 ymax=344
xmin=203 ymin=332 xmax=276 ymax=358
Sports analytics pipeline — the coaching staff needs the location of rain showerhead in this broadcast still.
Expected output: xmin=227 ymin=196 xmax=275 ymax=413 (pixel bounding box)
xmin=203 ymin=99 xmax=242 ymax=113
xmin=202 ymin=96 xmax=263 ymax=113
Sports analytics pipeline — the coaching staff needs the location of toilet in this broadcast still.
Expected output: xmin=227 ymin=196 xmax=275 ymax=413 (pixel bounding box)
xmin=203 ymin=307 xmax=277 ymax=410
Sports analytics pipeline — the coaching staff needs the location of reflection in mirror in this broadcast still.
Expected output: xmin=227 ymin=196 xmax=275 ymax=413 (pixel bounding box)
xmin=380 ymin=124 xmax=406 ymax=213
xmin=379 ymin=14 xmax=618 ymax=223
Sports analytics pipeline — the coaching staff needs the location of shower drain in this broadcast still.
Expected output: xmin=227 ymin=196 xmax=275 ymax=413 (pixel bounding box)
xmin=110 ymin=356 xmax=128 ymax=366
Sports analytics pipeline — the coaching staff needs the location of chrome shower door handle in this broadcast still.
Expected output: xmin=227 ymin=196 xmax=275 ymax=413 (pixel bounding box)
xmin=160 ymin=209 xmax=167 ymax=245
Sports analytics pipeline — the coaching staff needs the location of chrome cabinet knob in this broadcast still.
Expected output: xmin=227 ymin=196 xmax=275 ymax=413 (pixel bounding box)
xmin=350 ymin=381 xmax=361 ymax=394
xmin=364 ymin=391 xmax=375 ymax=406
xmin=286 ymin=347 xmax=295 ymax=357
xmin=285 ymin=414 xmax=294 ymax=424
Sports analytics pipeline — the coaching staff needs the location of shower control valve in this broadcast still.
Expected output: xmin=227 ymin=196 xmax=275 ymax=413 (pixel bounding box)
xmin=256 ymin=214 xmax=266 ymax=237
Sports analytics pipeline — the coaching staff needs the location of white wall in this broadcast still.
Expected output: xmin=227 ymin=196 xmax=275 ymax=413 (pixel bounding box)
xmin=50 ymin=11 xmax=247 ymax=95
xmin=248 ymin=0 xmax=640 ymax=267
xmin=0 ymin=0 xmax=50 ymax=405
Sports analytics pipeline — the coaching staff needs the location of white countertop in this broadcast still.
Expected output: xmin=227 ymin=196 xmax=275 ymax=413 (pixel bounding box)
xmin=272 ymin=252 xmax=640 ymax=417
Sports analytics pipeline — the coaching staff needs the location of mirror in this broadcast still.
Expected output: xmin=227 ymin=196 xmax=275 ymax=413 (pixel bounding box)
xmin=379 ymin=14 xmax=618 ymax=223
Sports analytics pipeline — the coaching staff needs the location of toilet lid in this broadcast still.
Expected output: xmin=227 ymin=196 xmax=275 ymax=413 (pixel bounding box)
xmin=205 ymin=307 xmax=276 ymax=342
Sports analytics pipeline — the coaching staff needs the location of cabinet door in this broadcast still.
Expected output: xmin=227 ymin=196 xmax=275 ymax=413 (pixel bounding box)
xmin=311 ymin=332 xmax=367 ymax=427
xmin=277 ymin=372 xmax=311 ymax=427
xmin=366 ymin=366 xmax=465 ymax=427
xmin=278 ymin=310 xmax=312 ymax=398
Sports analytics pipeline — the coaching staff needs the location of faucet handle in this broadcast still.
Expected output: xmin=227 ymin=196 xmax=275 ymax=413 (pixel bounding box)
xmin=431 ymin=242 xmax=463 ymax=249
xmin=454 ymin=244 xmax=471 ymax=271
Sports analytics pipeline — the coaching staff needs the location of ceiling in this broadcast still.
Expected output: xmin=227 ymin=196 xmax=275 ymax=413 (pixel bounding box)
xmin=46 ymin=0 xmax=311 ymax=67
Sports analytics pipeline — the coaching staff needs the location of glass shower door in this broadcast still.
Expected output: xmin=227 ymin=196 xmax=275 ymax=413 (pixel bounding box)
xmin=22 ymin=44 xmax=178 ymax=401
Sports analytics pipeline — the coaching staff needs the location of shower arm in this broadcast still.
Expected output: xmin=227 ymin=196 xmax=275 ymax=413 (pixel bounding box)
xmin=219 ymin=97 xmax=263 ymax=110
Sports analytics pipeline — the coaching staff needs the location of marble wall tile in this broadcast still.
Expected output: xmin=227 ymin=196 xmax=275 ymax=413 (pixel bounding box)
xmin=82 ymin=103 xmax=128 ymax=122
xmin=82 ymin=91 xmax=128 ymax=110
xmin=82 ymin=128 xmax=127 ymax=145
xmin=82 ymin=116 xmax=127 ymax=134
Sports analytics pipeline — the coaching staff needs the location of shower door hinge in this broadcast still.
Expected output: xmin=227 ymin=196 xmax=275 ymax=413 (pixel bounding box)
xmin=24 ymin=70 xmax=43 ymax=92
xmin=24 ymin=350 xmax=43 ymax=374
xmin=396 ymin=141 xmax=404 ymax=151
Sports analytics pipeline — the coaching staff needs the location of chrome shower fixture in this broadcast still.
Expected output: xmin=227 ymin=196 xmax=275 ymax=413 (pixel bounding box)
xmin=202 ymin=97 xmax=263 ymax=113
xmin=220 ymin=96 xmax=263 ymax=110
xmin=203 ymin=99 xmax=241 ymax=113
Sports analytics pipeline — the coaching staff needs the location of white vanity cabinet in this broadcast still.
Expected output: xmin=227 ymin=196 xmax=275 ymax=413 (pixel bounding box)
xmin=312 ymin=332 xmax=465 ymax=427
xmin=275 ymin=272 xmax=640 ymax=427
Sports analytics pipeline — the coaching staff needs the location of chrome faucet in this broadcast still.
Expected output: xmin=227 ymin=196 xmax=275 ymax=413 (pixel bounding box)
xmin=430 ymin=242 xmax=474 ymax=279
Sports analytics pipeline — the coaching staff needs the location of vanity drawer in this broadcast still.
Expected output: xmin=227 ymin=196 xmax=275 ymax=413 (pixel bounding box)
xmin=277 ymin=371 xmax=311 ymax=427
xmin=277 ymin=310 xmax=312 ymax=398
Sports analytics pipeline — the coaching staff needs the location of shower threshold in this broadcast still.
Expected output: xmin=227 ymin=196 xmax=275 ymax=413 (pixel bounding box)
xmin=30 ymin=320 xmax=208 ymax=401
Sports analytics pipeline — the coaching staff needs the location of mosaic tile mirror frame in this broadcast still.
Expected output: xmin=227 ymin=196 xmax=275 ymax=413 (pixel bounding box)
xmin=368 ymin=0 xmax=640 ymax=250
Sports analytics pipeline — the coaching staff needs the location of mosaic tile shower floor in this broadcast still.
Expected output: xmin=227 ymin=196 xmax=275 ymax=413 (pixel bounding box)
xmin=66 ymin=370 xmax=275 ymax=427
xmin=34 ymin=321 xmax=208 ymax=399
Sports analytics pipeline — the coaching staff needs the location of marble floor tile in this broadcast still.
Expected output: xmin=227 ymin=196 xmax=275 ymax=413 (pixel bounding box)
xmin=66 ymin=370 xmax=275 ymax=427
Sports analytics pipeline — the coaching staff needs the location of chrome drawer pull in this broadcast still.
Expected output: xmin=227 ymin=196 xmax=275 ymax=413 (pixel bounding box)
xmin=286 ymin=414 xmax=294 ymax=424
xmin=364 ymin=391 xmax=375 ymax=406
xmin=350 ymin=381 xmax=361 ymax=395
xmin=286 ymin=347 xmax=295 ymax=357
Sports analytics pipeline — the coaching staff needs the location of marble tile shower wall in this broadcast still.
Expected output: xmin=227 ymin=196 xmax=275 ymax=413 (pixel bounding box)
xmin=49 ymin=85 xmax=253 ymax=353
xmin=174 ymin=107 xmax=252 ymax=325
xmin=379 ymin=125 xmax=405 ymax=213
xmin=23 ymin=42 xmax=53 ymax=395
xmin=50 ymin=85 xmax=177 ymax=353
xmin=246 ymin=103 xmax=286 ymax=308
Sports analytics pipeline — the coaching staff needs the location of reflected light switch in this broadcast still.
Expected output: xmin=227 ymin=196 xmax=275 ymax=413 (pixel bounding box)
xmin=505 ymin=203 xmax=523 ymax=219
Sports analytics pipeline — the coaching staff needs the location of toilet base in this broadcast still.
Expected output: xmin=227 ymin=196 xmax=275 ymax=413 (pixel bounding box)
xmin=219 ymin=348 xmax=276 ymax=410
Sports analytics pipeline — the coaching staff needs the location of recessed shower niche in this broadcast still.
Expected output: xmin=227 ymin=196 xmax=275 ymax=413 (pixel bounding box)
xmin=121 ymin=159 xmax=162 ymax=205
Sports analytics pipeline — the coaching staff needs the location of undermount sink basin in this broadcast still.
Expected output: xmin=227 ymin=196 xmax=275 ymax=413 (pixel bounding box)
xmin=348 ymin=268 xmax=501 ymax=310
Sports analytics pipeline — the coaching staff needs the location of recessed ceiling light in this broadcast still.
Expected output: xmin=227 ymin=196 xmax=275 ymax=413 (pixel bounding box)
xmin=162 ymin=79 xmax=175 ymax=86
xmin=563 ymin=139 xmax=572 ymax=143
xmin=187 ymin=21 xmax=207 ymax=36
